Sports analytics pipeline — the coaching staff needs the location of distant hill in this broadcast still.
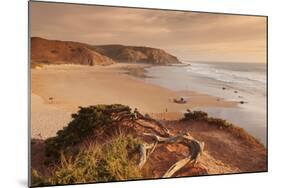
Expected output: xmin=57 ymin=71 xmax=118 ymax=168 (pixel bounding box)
xmin=31 ymin=37 xmax=116 ymax=66
xmin=90 ymin=45 xmax=182 ymax=65
xmin=31 ymin=37 xmax=182 ymax=66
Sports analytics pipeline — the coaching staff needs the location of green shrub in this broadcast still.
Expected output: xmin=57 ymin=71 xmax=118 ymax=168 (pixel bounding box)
xmin=182 ymin=110 xmax=260 ymax=145
xmin=183 ymin=110 xmax=208 ymax=121
xmin=45 ymin=104 xmax=133 ymax=161
xmin=32 ymin=134 xmax=142 ymax=186
xmin=31 ymin=169 xmax=50 ymax=187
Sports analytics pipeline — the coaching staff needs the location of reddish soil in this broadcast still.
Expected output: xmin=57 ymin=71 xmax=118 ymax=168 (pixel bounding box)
xmin=31 ymin=118 xmax=267 ymax=179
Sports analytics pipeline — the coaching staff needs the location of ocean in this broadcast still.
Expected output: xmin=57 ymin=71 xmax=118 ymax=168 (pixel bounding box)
xmin=144 ymin=62 xmax=267 ymax=145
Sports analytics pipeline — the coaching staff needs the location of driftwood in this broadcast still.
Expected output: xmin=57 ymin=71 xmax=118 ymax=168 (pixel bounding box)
xmin=138 ymin=141 xmax=158 ymax=168
xmin=134 ymin=109 xmax=170 ymax=136
xmin=111 ymin=107 xmax=205 ymax=177
xmin=139 ymin=132 xmax=204 ymax=178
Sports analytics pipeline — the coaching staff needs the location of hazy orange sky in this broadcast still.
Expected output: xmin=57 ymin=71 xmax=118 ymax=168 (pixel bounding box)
xmin=30 ymin=2 xmax=267 ymax=63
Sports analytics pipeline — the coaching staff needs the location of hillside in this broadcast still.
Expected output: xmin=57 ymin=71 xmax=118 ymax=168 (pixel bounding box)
xmin=31 ymin=105 xmax=266 ymax=186
xmin=91 ymin=45 xmax=182 ymax=64
xmin=31 ymin=37 xmax=182 ymax=66
xmin=31 ymin=37 xmax=116 ymax=66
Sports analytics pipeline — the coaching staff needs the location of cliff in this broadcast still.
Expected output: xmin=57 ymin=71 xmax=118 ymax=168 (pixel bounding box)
xmin=31 ymin=37 xmax=182 ymax=66
xmin=91 ymin=45 xmax=182 ymax=64
xmin=31 ymin=37 xmax=116 ymax=66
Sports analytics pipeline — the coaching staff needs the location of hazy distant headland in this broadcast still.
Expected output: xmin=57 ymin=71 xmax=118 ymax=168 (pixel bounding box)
xmin=31 ymin=37 xmax=182 ymax=67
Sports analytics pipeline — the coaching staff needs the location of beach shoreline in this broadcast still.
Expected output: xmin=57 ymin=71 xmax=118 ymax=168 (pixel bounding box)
xmin=31 ymin=63 xmax=237 ymax=139
xmin=143 ymin=63 xmax=267 ymax=144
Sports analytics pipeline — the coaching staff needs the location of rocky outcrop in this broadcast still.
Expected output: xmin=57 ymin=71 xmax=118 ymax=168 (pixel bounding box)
xmin=31 ymin=37 xmax=116 ymax=66
xmin=92 ymin=45 xmax=182 ymax=64
xmin=31 ymin=37 xmax=182 ymax=66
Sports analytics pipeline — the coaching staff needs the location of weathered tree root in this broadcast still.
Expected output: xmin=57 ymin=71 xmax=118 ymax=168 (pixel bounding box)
xmin=138 ymin=141 xmax=158 ymax=168
xmin=134 ymin=120 xmax=168 ymax=137
xmin=134 ymin=110 xmax=170 ymax=135
xmin=138 ymin=132 xmax=204 ymax=178
xmin=112 ymin=108 xmax=205 ymax=177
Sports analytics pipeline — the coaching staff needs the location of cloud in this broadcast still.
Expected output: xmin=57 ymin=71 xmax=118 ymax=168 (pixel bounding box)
xmin=30 ymin=2 xmax=266 ymax=63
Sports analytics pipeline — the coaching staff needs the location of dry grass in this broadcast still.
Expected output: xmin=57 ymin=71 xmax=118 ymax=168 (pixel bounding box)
xmin=31 ymin=133 xmax=143 ymax=186
xmin=44 ymin=104 xmax=132 ymax=161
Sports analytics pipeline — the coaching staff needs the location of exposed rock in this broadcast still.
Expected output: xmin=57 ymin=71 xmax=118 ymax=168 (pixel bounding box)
xmin=31 ymin=37 xmax=116 ymax=66
xmin=31 ymin=37 xmax=182 ymax=66
xmin=91 ymin=45 xmax=182 ymax=65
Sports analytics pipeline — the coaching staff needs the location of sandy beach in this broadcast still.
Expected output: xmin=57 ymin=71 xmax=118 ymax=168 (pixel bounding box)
xmin=31 ymin=63 xmax=237 ymax=139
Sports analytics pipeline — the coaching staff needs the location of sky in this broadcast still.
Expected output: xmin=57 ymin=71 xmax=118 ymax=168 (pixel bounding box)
xmin=30 ymin=2 xmax=267 ymax=63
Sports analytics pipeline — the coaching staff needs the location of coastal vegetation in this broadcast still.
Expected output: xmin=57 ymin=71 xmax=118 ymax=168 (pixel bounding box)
xmin=32 ymin=105 xmax=205 ymax=186
xmin=33 ymin=104 xmax=142 ymax=186
xmin=182 ymin=110 xmax=262 ymax=145
xmin=45 ymin=104 xmax=134 ymax=161
xmin=32 ymin=133 xmax=143 ymax=186
xmin=31 ymin=104 xmax=267 ymax=186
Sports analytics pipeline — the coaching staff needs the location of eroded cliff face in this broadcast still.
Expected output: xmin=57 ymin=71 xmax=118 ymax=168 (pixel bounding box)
xmin=31 ymin=37 xmax=116 ymax=65
xmin=92 ymin=45 xmax=182 ymax=64
xmin=31 ymin=37 xmax=182 ymax=66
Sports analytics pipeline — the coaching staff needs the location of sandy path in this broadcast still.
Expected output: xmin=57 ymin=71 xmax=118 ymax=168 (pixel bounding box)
xmin=31 ymin=64 xmax=237 ymax=138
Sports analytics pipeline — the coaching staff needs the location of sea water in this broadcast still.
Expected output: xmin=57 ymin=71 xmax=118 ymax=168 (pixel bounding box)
xmin=144 ymin=62 xmax=267 ymax=145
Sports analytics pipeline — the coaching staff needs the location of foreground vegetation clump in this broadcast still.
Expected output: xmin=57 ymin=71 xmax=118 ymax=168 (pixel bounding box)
xmin=32 ymin=134 xmax=143 ymax=186
xmin=45 ymin=104 xmax=133 ymax=160
xmin=183 ymin=110 xmax=208 ymax=121
xmin=182 ymin=110 xmax=261 ymax=145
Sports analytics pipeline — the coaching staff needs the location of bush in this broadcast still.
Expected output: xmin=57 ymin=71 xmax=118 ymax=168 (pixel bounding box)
xmin=31 ymin=169 xmax=50 ymax=187
xmin=182 ymin=110 xmax=260 ymax=145
xmin=45 ymin=104 xmax=133 ymax=161
xmin=32 ymin=134 xmax=143 ymax=186
xmin=183 ymin=110 xmax=208 ymax=121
